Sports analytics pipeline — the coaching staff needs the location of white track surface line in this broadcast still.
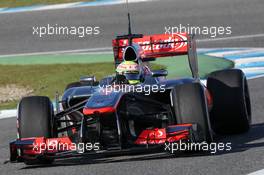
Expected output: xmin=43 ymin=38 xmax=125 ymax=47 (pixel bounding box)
xmin=206 ymin=49 xmax=263 ymax=58
xmin=0 ymin=109 xmax=17 ymax=119
xmin=241 ymin=67 xmax=264 ymax=73
xmin=0 ymin=47 xmax=112 ymax=58
xmin=247 ymin=74 xmax=264 ymax=79
xmin=234 ymin=56 xmax=264 ymax=64
xmin=197 ymin=33 xmax=264 ymax=42
xmin=248 ymin=169 xmax=264 ymax=175
xmin=0 ymin=0 xmax=155 ymax=14
xmin=36 ymin=2 xmax=81 ymax=10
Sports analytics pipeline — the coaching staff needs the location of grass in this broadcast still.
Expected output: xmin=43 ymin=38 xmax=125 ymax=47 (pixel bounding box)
xmin=0 ymin=54 xmax=113 ymax=65
xmin=0 ymin=0 xmax=94 ymax=8
xmin=0 ymin=63 xmax=164 ymax=109
xmin=156 ymin=55 xmax=234 ymax=79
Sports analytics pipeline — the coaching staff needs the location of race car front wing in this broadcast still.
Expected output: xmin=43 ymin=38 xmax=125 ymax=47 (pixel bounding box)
xmin=9 ymin=124 xmax=196 ymax=162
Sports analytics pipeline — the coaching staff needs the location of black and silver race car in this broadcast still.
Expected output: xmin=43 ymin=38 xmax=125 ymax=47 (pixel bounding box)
xmin=9 ymin=31 xmax=251 ymax=165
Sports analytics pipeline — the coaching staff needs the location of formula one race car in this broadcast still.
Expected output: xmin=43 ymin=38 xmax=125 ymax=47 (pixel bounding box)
xmin=9 ymin=30 xmax=251 ymax=165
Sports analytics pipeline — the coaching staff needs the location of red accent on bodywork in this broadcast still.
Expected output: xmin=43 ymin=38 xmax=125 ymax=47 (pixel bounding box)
xmin=170 ymin=123 xmax=192 ymax=127
xmin=135 ymin=124 xmax=193 ymax=145
xmin=21 ymin=137 xmax=74 ymax=155
xmin=113 ymin=33 xmax=189 ymax=61
xmin=205 ymin=89 xmax=213 ymax=109
xmin=83 ymin=106 xmax=116 ymax=115
xmin=71 ymin=127 xmax=77 ymax=134
xmin=135 ymin=128 xmax=167 ymax=145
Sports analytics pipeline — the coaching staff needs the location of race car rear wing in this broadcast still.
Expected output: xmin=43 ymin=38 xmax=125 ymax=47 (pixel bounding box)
xmin=112 ymin=33 xmax=199 ymax=79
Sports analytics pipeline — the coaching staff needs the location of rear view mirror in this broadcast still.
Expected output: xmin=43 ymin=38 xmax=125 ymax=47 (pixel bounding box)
xmin=80 ymin=76 xmax=98 ymax=86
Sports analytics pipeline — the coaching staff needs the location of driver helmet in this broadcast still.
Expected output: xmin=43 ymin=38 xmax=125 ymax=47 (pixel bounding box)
xmin=116 ymin=61 xmax=141 ymax=84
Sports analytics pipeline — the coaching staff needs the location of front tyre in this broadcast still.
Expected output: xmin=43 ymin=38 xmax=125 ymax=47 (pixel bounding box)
xmin=18 ymin=96 xmax=54 ymax=164
xmin=171 ymin=82 xmax=213 ymax=143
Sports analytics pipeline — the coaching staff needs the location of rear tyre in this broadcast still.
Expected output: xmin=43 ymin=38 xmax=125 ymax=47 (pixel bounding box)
xmin=171 ymin=82 xmax=213 ymax=143
xmin=18 ymin=96 xmax=54 ymax=165
xmin=207 ymin=69 xmax=251 ymax=134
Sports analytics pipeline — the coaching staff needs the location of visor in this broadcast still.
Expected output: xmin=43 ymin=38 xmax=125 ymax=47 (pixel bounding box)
xmin=124 ymin=73 xmax=141 ymax=81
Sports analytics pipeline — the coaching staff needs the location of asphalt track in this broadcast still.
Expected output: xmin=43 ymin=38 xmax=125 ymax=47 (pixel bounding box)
xmin=0 ymin=0 xmax=264 ymax=55
xmin=0 ymin=0 xmax=264 ymax=174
